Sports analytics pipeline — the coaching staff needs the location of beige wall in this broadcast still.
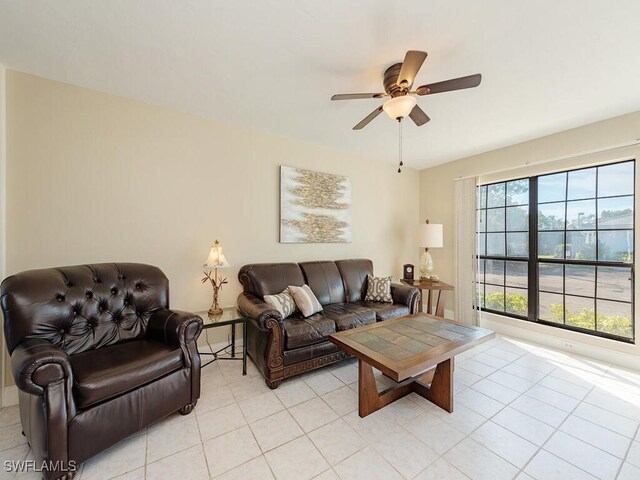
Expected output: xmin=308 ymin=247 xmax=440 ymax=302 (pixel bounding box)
xmin=3 ymin=71 xmax=420 ymax=387
xmin=420 ymin=111 xmax=640 ymax=358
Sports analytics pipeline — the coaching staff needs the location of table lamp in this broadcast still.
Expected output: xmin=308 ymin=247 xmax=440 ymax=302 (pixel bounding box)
xmin=419 ymin=220 xmax=443 ymax=280
xmin=202 ymin=240 xmax=229 ymax=315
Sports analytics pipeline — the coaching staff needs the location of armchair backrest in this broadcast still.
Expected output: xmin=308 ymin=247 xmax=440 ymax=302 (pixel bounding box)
xmin=1 ymin=263 xmax=169 ymax=355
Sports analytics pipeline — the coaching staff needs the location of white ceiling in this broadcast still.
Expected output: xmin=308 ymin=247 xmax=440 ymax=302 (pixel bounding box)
xmin=1 ymin=0 xmax=640 ymax=169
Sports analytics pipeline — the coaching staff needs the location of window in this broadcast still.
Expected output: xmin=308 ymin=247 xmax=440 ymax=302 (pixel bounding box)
xmin=477 ymin=160 xmax=635 ymax=342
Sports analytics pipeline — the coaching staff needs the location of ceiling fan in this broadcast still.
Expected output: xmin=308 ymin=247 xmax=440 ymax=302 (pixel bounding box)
xmin=331 ymin=50 xmax=482 ymax=130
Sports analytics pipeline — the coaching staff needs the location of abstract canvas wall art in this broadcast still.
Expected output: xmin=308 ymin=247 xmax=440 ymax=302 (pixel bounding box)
xmin=280 ymin=166 xmax=352 ymax=243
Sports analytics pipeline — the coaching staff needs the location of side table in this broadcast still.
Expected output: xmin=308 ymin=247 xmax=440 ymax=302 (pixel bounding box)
xmin=400 ymin=278 xmax=454 ymax=318
xmin=197 ymin=306 xmax=247 ymax=375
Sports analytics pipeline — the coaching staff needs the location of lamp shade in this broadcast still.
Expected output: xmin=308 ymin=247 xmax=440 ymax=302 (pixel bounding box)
xmin=382 ymin=95 xmax=417 ymax=120
xmin=419 ymin=223 xmax=443 ymax=248
xmin=204 ymin=240 xmax=229 ymax=269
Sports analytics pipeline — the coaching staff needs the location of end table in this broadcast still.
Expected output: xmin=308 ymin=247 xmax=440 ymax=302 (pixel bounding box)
xmin=400 ymin=278 xmax=454 ymax=318
xmin=197 ymin=306 xmax=247 ymax=375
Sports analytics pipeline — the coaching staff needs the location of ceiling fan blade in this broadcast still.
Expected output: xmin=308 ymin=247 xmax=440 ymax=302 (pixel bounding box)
xmin=331 ymin=93 xmax=386 ymax=101
xmin=397 ymin=50 xmax=428 ymax=88
xmin=353 ymin=106 xmax=383 ymax=130
xmin=416 ymin=73 xmax=482 ymax=95
xmin=409 ymin=105 xmax=430 ymax=126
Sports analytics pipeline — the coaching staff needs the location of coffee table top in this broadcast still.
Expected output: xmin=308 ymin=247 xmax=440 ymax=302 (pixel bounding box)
xmin=329 ymin=314 xmax=495 ymax=382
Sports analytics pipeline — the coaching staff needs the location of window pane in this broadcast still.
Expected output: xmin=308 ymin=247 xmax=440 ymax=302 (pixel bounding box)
xmin=566 ymin=200 xmax=596 ymax=230
xmin=598 ymin=230 xmax=633 ymax=263
xmin=477 ymin=233 xmax=486 ymax=256
xmin=598 ymin=162 xmax=634 ymax=197
xmin=565 ymin=265 xmax=595 ymax=297
xmin=597 ymin=300 xmax=633 ymax=338
xmin=538 ymin=202 xmax=566 ymax=230
xmin=539 ymin=292 xmax=564 ymax=323
xmin=487 ymin=183 xmax=506 ymax=208
xmin=477 ymin=259 xmax=485 ymax=285
xmin=598 ymin=196 xmax=633 ymax=229
xmin=485 ymin=259 xmax=505 ymax=285
xmin=506 ymin=206 xmax=528 ymax=231
xmin=478 ymin=185 xmax=487 ymax=208
xmin=487 ymin=208 xmax=505 ymax=232
xmin=538 ymin=172 xmax=567 ymax=203
xmin=478 ymin=210 xmax=486 ymax=232
xmin=539 ymin=263 xmax=563 ymax=293
xmin=565 ymin=296 xmax=595 ymax=330
xmin=506 ymin=288 xmax=528 ymax=316
xmin=567 ymin=168 xmax=596 ymax=200
xmin=566 ymin=231 xmax=596 ymax=261
xmin=478 ymin=284 xmax=485 ymax=308
xmin=485 ymin=284 xmax=504 ymax=312
xmin=538 ymin=231 xmax=565 ymax=258
xmin=597 ymin=266 xmax=632 ymax=302
xmin=507 ymin=232 xmax=528 ymax=257
xmin=487 ymin=233 xmax=505 ymax=256
xmin=506 ymin=261 xmax=528 ymax=288
xmin=507 ymin=179 xmax=529 ymax=206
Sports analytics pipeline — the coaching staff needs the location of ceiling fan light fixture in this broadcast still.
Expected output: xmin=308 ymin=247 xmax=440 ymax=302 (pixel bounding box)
xmin=382 ymin=95 xmax=416 ymax=120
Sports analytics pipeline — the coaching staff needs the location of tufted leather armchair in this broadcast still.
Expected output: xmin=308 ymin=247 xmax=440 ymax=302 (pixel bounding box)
xmin=1 ymin=263 xmax=203 ymax=480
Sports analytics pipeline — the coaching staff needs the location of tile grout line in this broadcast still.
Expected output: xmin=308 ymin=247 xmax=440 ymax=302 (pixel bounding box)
xmin=614 ymin=422 xmax=640 ymax=479
xmin=515 ymin=366 xmax=598 ymax=479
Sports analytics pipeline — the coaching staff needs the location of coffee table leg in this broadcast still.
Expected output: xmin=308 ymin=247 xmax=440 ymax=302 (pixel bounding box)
xmin=412 ymin=358 xmax=453 ymax=412
xmin=358 ymin=360 xmax=412 ymax=417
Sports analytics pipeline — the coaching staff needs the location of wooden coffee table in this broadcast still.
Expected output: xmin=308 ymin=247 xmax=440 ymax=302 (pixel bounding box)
xmin=329 ymin=314 xmax=495 ymax=417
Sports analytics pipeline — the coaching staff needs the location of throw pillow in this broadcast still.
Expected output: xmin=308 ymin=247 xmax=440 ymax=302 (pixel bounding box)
xmin=288 ymin=284 xmax=323 ymax=317
xmin=263 ymin=289 xmax=297 ymax=319
xmin=364 ymin=275 xmax=393 ymax=303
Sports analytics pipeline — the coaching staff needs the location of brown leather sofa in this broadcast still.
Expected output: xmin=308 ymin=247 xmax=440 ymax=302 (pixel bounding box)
xmin=237 ymin=259 xmax=420 ymax=388
xmin=1 ymin=263 xmax=203 ymax=480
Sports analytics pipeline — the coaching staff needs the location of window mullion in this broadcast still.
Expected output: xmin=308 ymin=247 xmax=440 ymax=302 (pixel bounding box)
xmin=528 ymin=177 xmax=538 ymax=323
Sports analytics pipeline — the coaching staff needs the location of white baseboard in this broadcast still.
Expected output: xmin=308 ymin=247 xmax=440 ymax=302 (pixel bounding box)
xmin=480 ymin=312 xmax=640 ymax=372
xmin=2 ymin=385 xmax=18 ymax=407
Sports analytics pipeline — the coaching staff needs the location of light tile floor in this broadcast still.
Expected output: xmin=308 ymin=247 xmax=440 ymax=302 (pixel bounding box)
xmin=2 ymin=335 xmax=640 ymax=479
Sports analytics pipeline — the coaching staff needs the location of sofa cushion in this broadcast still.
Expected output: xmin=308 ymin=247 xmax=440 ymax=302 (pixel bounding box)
xmin=355 ymin=301 xmax=410 ymax=321
xmin=322 ymin=303 xmax=376 ymax=331
xmin=364 ymin=275 xmax=393 ymax=303
xmin=335 ymin=259 xmax=373 ymax=302
xmin=282 ymin=313 xmax=336 ymax=349
xmin=70 ymin=339 xmax=183 ymax=409
xmin=299 ymin=261 xmax=346 ymax=306
xmin=263 ymin=289 xmax=297 ymax=319
xmin=289 ymin=284 xmax=323 ymax=317
xmin=238 ymin=263 xmax=305 ymax=298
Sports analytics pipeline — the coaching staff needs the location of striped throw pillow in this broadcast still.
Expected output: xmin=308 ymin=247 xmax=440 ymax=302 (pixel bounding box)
xmin=263 ymin=289 xmax=297 ymax=319
xmin=288 ymin=284 xmax=323 ymax=318
xmin=364 ymin=275 xmax=393 ymax=303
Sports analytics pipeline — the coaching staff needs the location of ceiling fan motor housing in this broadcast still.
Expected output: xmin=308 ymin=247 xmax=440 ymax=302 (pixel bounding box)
xmin=384 ymin=63 xmax=409 ymax=97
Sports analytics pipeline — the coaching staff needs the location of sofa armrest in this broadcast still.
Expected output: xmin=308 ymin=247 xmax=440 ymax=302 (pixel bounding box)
xmin=11 ymin=338 xmax=73 ymax=397
xmin=237 ymin=292 xmax=283 ymax=329
xmin=391 ymin=283 xmax=420 ymax=314
xmin=148 ymin=309 xmax=203 ymax=347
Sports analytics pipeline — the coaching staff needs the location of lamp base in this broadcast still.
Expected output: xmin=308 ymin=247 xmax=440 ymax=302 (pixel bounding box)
xmin=208 ymin=306 xmax=223 ymax=316
xmin=419 ymin=249 xmax=434 ymax=278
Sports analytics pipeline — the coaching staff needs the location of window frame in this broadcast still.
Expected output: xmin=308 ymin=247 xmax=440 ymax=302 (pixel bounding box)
xmin=476 ymin=160 xmax=636 ymax=344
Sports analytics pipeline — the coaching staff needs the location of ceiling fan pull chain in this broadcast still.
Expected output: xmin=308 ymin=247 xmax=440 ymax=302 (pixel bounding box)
xmin=398 ymin=118 xmax=403 ymax=173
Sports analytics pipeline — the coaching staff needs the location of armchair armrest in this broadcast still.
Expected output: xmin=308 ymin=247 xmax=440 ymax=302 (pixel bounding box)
xmin=237 ymin=292 xmax=283 ymax=329
xmin=11 ymin=338 xmax=73 ymax=397
xmin=148 ymin=309 xmax=203 ymax=347
xmin=391 ymin=283 xmax=420 ymax=314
